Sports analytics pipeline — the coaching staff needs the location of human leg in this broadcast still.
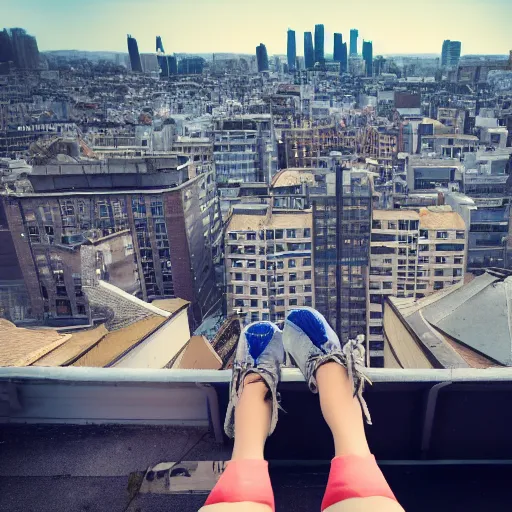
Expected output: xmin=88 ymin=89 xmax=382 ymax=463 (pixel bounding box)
xmin=200 ymin=322 xmax=284 ymax=512
xmin=283 ymin=308 xmax=404 ymax=512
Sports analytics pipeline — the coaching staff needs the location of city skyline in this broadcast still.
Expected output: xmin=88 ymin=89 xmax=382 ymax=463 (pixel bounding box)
xmin=2 ymin=0 xmax=511 ymax=56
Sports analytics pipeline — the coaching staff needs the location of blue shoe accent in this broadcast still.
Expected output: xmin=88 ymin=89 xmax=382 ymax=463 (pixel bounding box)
xmin=287 ymin=309 xmax=328 ymax=349
xmin=245 ymin=322 xmax=276 ymax=362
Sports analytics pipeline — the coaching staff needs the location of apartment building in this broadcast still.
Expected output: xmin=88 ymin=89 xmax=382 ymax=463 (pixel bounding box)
xmin=225 ymin=205 xmax=313 ymax=325
xmin=369 ymin=207 xmax=467 ymax=367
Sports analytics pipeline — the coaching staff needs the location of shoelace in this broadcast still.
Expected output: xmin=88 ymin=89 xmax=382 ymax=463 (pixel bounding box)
xmin=343 ymin=335 xmax=372 ymax=425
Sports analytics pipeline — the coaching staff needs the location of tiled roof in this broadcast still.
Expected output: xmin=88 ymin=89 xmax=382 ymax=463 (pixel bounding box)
xmin=0 ymin=320 xmax=70 ymax=367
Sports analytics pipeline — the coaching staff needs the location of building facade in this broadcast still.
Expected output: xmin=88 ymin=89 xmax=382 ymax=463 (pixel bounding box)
xmin=314 ymin=24 xmax=325 ymax=64
xmin=362 ymin=40 xmax=373 ymax=77
xmin=350 ymin=29 xmax=359 ymax=56
xmin=313 ymin=168 xmax=373 ymax=344
xmin=304 ymin=32 xmax=315 ymax=70
xmin=225 ymin=207 xmax=313 ymax=325
xmin=127 ymin=35 xmax=143 ymax=73
xmin=256 ymin=43 xmax=269 ymax=72
xmin=369 ymin=208 xmax=467 ymax=367
xmin=287 ymin=29 xmax=296 ymax=72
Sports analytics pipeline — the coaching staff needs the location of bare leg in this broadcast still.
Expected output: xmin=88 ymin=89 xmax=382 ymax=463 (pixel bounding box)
xmin=316 ymin=362 xmax=371 ymax=457
xmin=199 ymin=374 xmax=273 ymax=512
xmin=317 ymin=362 xmax=404 ymax=512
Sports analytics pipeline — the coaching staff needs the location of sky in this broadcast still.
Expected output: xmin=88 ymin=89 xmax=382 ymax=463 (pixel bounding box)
xmin=3 ymin=0 xmax=511 ymax=56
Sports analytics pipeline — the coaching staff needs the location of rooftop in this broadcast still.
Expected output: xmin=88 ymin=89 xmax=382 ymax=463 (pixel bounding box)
xmin=227 ymin=210 xmax=312 ymax=232
xmin=418 ymin=207 xmax=466 ymax=230
xmin=373 ymin=209 xmax=420 ymax=221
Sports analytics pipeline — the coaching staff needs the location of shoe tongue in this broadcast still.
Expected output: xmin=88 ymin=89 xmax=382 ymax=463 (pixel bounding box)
xmin=245 ymin=323 xmax=275 ymax=362
xmin=287 ymin=310 xmax=328 ymax=349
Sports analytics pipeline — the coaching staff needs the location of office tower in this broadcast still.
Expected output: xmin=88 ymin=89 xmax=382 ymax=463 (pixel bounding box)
xmin=441 ymin=40 xmax=462 ymax=67
xmin=0 ymin=29 xmax=14 ymax=64
xmin=127 ymin=34 xmax=143 ymax=73
xmin=156 ymin=36 xmax=169 ymax=77
xmin=304 ymin=32 xmax=315 ymax=69
xmin=256 ymin=43 xmax=269 ymax=72
xmin=362 ymin=40 xmax=373 ymax=77
xmin=350 ymin=29 xmax=359 ymax=56
xmin=333 ymin=33 xmax=343 ymax=62
xmin=287 ymin=29 xmax=296 ymax=72
xmin=313 ymin=166 xmax=372 ymax=343
xmin=1 ymin=153 xmax=222 ymax=329
xmin=314 ymin=24 xmax=325 ymax=64
xmin=178 ymin=57 xmax=205 ymax=75
xmin=340 ymin=42 xmax=348 ymax=73
xmin=140 ymin=53 xmax=159 ymax=73
xmin=441 ymin=40 xmax=450 ymax=66
xmin=8 ymin=28 xmax=40 ymax=69
xmin=225 ymin=207 xmax=313 ymax=324
xmin=168 ymin=55 xmax=178 ymax=75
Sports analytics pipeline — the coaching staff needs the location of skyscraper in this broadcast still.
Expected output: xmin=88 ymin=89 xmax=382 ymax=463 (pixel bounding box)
xmin=441 ymin=40 xmax=462 ymax=67
xmin=333 ymin=33 xmax=343 ymax=62
xmin=287 ymin=29 xmax=296 ymax=72
xmin=168 ymin=55 xmax=178 ymax=75
xmin=304 ymin=32 xmax=314 ymax=69
xmin=156 ymin=36 xmax=169 ymax=77
xmin=314 ymin=24 xmax=325 ymax=64
xmin=8 ymin=28 xmax=40 ymax=69
xmin=256 ymin=43 xmax=269 ymax=72
xmin=362 ymin=40 xmax=373 ymax=77
xmin=0 ymin=29 xmax=14 ymax=64
xmin=313 ymin=166 xmax=372 ymax=342
xmin=127 ymin=34 xmax=143 ymax=73
xmin=341 ymin=42 xmax=348 ymax=73
xmin=349 ymin=29 xmax=359 ymax=56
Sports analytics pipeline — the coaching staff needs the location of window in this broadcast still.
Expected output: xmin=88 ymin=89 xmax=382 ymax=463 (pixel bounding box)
xmin=235 ymin=286 xmax=243 ymax=294
xmin=247 ymin=232 xmax=256 ymax=241
xmin=434 ymin=281 xmax=444 ymax=290
xmin=289 ymin=286 xmax=296 ymax=294
xmin=289 ymin=298 xmax=298 ymax=306
xmin=275 ymin=229 xmax=283 ymax=239
xmin=277 ymin=286 xmax=285 ymax=295
xmin=383 ymin=282 xmax=393 ymax=290
xmin=434 ymin=269 xmax=444 ymax=277
xmin=77 ymin=305 xmax=86 ymax=316
xmin=303 ymin=258 xmax=311 ymax=266
xmin=287 ymin=229 xmax=296 ymax=238
xmin=436 ymin=244 xmax=464 ymax=252
xmin=277 ymin=261 xmax=284 ymax=270
xmin=398 ymin=220 xmax=409 ymax=231
xmin=304 ymin=297 xmax=312 ymax=307
xmin=262 ymin=301 xmax=268 ymax=308
xmin=304 ymin=271 xmax=311 ymax=280
xmin=234 ymin=273 xmax=243 ymax=281
xmin=304 ymin=228 xmax=311 ymax=238
xmin=370 ymin=311 xmax=383 ymax=319
xmin=250 ymin=287 xmax=258 ymax=295
xmin=437 ymin=231 xmax=448 ymax=239
xmin=417 ymin=283 xmax=427 ymax=289
xmin=276 ymin=299 xmax=285 ymax=307
xmin=251 ymin=299 xmax=258 ymax=308
xmin=251 ymin=312 xmax=259 ymax=322
xmin=418 ymin=256 xmax=429 ymax=264
xmin=247 ymin=260 xmax=256 ymax=268
xmin=266 ymin=230 xmax=274 ymax=240
xmin=454 ymin=257 xmax=463 ymax=265
xmin=370 ymin=294 xmax=382 ymax=304
xmin=370 ymin=282 xmax=380 ymax=290
xmin=453 ymin=268 xmax=462 ymax=277
xmin=288 ymin=259 xmax=296 ymax=268
xmin=56 ymin=299 xmax=71 ymax=316
xmin=260 ymin=261 xmax=265 ymax=270
xmin=289 ymin=273 xmax=297 ymax=281
xmin=369 ymin=326 xmax=383 ymax=335
xmin=250 ymin=274 xmax=257 ymax=282
xmin=388 ymin=222 xmax=397 ymax=230
xmin=45 ymin=225 xmax=54 ymax=236
xmin=372 ymin=220 xmax=382 ymax=229
xmin=383 ymin=258 xmax=392 ymax=265
xmin=260 ymin=275 xmax=266 ymax=282
xmin=235 ymin=299 xmax=244 ymax=308
xmin=276 ymin=275 xmax=284 ymax=282
xmin=456 ymin=231 xmax=465 ymax=239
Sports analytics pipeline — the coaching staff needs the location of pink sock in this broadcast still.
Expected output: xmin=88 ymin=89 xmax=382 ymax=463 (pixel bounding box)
xmin=204 ymin=459 xmax=274 ymax=511
xmin=321 ymin=454 xmax=397 ymax=511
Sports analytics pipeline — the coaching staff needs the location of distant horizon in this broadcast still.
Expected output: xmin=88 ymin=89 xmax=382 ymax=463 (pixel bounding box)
xmin=3 ymin=0 xmax=511 ymax=55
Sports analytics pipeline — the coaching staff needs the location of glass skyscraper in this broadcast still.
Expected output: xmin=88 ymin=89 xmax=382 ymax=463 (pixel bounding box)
xmin=442 ymin=40 xmax=462 ymax=67
xmin=256 ymin=43 xmax=269 ymax=72
xmin=313 ymin=167 xmax=372 ymax=343
xmin=341 ymin=43 xmax=348 ymax=73
xmin=304 ymin=32 xmax=314 ymax=69
xmin=349 ymin=29 xmax=359 ymax=56
xmin=127 ymin=34 xmax=143 ymax=73
xmin=156 ymin=36 xmax=169 ymax=77
xmin=287 ymin=29 xmax=296 ymax=72
xmin=314 ymin=24 xmax=325 ymax=64
xmin=333 ymin=33 xmax=343 ymax=62
xmin=362 ymin=40 xmax=373 ymax=77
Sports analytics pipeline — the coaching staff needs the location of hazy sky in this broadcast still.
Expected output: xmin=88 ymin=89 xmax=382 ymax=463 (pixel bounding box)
xmin=3 ymin=0 xmax=511 ymax=56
